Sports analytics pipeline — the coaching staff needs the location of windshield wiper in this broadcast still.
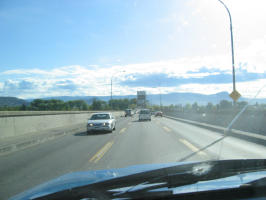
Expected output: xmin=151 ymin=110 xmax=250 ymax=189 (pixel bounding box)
xmin=34 ymin=159 xmax=266 ymax=200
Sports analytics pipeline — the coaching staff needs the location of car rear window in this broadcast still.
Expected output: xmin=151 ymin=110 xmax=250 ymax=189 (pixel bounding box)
xmin=91 ymin=114 xmax=110 ymax=120
xmin=140 ymin=110 xmax=150 ymax=114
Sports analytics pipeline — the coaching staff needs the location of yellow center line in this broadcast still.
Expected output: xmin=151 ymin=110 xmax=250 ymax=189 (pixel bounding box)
xmin=119 ymin=127 xmax=127 ymax=134
xmin=163 ymin=126 xmax=171 ymax=132
xmin=179 ymin=139 xmax=206 ymax=156
xmin=89 ymin=141 xmax=114 ymax=163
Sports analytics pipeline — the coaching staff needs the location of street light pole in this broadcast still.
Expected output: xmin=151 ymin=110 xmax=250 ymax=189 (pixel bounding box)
xmin=217 ymin=0 xmax=236 ymax=103
xmin=159 ymin=82 xmax=162 ymax=110
xmin=110 ymin=70 xmax=126 ymax=110
xmin=110 ymin=77 xmax=113 ymax=110
xmin=159 ymin=92 xmax=162 ymax=110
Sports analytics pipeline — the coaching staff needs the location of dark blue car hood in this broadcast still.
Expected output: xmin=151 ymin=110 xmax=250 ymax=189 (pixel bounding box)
xmin=9 ymin=160 xmax=266 ymax=200
xmin=9 ymin=162 xmax=181 ymax=200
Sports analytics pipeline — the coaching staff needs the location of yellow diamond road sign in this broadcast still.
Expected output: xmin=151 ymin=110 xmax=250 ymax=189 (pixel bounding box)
xmin=229 ymin=90 xmax=241 ymax=101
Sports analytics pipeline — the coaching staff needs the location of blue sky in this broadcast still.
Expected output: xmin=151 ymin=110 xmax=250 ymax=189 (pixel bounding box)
xmin=0 ymin=0 xmax=189 ymax=69
xmin=0 ymin=0 xmax=266 ymax=99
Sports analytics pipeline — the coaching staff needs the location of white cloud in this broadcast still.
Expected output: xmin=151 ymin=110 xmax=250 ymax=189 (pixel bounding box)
xmin=1 ymin=45 xmax=266 ymax=99
xmin=1 ymin=65 xmax=96 ymax=77
xmin=1 ymin=0 xmax=265 ymax=100
xmin=2 ymin=69 xmax=50 ymax=75
xmin=1 ymin=17 xmax=266 ymax=100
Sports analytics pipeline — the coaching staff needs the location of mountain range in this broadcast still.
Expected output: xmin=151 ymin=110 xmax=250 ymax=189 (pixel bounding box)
xmin=1 ymin=91 xmax=266 ymax=107
xmin=0 ymin=97 xmax=28 ymax=107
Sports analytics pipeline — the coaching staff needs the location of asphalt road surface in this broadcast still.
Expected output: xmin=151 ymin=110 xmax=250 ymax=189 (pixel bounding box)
xmin=1 ymin=115 xmax=266 ymax=199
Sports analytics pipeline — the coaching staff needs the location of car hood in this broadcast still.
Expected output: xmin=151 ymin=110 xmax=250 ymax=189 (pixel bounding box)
xmin=9 ymin=160 xmax=266 ymax=200
xmin=9 ymin=162 xmax=182 ymax=200
xmin=88 ymin=119 xmax=112 ymax=124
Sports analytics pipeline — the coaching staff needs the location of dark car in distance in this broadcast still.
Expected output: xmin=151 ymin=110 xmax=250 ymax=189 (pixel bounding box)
xmin=125 ymin=109 xmax=132 ymax=117
xmin=155 ymin=111 xmax=163 ymax=117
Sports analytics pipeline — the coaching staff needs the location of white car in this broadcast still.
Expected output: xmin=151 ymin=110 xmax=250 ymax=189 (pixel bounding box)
xmin=139 ymin=109 xmax=151 ymax=121
xmin=87 ymin=113 xmax=116 ymax=134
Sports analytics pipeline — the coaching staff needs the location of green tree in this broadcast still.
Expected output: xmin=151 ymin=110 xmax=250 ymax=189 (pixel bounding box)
xmin=184 ymin=103 xmax=192 ymax=112
xmin=91 ymin=98 xmax=107 ymax=110
xmin=192 ymin=102 xmax=198 ymax=112
xmin=237 ymin=101 xmax=248 ymax=108
xmin=91 ymin=98 xmax=102 ymax=110
xmin=108 ymin=98 xmax=135 ymax=110
xmin=206 ymin=102 xmax=214 ymax=112
xmin=20 ymin=104 xmax=27 ymax=111
xmin=219 ymin=100 xmax=232 ymax=110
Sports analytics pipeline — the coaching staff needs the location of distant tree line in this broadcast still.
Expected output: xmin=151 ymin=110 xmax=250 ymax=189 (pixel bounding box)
xmin=157 ymin=100 xmax=265 ymax=114
xmin=0 ymin=98 xmax=137 ymax=111
xmin=1 ymin=98 xmax=266 ymax=113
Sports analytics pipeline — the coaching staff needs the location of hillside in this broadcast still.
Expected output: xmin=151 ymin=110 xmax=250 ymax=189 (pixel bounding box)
xmin=0 ymin=97 xmax=28 ymax=107
xmin=26 ymin=95 xmax=136 ymax=105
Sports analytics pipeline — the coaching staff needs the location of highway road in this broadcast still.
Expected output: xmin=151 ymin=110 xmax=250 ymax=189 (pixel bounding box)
xmin=1 ymin=115 xmax=266 ymax=199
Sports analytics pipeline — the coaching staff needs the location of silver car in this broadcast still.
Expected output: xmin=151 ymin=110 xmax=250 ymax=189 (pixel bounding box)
xmin=87 ymin=113 xmax=116 ymax=134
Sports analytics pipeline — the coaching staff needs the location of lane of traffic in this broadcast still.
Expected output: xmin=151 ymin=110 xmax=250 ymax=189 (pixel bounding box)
xmin=2 ymin=113 xmax=264 ymax=199
xmin=0 ymin=116 xmax=131 ymax=199
xmin=93 ymin=116 xmax=207 ymax=171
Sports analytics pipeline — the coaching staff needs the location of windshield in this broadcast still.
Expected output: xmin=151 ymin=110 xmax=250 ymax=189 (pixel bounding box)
xmin=140 ymin=110 xmax=150 ymax=114
xmin=1 ymin=0 xmax=266 ymax=200
xmin=91 ymin=114 xmax=110 ymax=120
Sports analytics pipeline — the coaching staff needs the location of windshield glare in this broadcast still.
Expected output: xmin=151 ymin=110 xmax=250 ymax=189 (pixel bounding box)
xmin=1 ymin=0 xmax=266 ymax=199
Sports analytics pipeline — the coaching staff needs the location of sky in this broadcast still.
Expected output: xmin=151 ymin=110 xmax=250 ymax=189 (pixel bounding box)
xmin=0 ymin=0 xmax=266 ymax=99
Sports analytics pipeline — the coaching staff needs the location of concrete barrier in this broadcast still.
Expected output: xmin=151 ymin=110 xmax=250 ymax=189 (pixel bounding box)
xmin=0 ymin=111 xmax=123 ymax=155
xmin=0 ymin=111 xmax=100 ymax=117
xmin=164 ymin=115 xmax=266 ymax=146
xmin=0 ymin=111 xmax=123 ymax=140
